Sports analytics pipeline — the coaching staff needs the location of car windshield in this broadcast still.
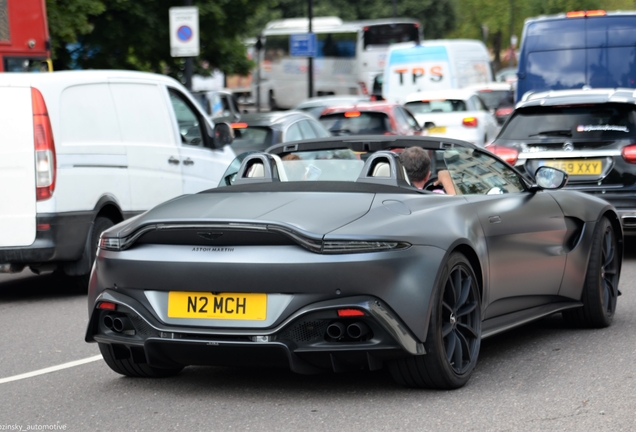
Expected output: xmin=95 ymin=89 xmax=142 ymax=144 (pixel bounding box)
xmin=498 ymin=104 xmax=636 ymax=140
xmin=319 ymin=112 xmax=391 ymax=135
xmin=475 ymin=90 xmax=510 ymax=110
xmin=405 ymin=99 xmax=467 ymax=114
xmin=231 ymin=126 xmax=274 ymax=148
xmin=219 ymin=146 xmax=526 ymax=195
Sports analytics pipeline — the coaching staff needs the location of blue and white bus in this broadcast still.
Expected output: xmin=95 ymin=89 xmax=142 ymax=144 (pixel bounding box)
xmin=256 ymin=17 xmax=421 ymax=110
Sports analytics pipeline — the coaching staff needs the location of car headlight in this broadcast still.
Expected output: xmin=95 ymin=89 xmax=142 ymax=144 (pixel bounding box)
xmin=99 ymin=236 xmax=122 ymax=251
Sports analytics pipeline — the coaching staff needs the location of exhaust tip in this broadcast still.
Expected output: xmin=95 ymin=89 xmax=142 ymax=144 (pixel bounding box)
xmin=326 ymin=322 xmax=345 ymax=339
xmin=347 ymin=322 xmax=370 ymax=339
xmin=103 ymin=314 xmax=115 ymax=330
xmin=112 ymin=316 xmax=133 ymax=333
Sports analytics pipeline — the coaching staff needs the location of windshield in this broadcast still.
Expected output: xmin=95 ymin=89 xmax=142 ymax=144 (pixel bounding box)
xmin=475 ymin=90 xmax=510 ymax=110
xmin=319 ymin=112 xmax=391 ymax=135
xmin=363 ymin=23 xmax=420 ymax=49
xmin=231 ymin=126 xmax=275 ymax=148
xmin=499 ymin=104 xmax=636 ymax=140
xmin=218 ymin=146 xmax=526 ymax=195
xmin=405 ymin=100 xmax=467 ymax=115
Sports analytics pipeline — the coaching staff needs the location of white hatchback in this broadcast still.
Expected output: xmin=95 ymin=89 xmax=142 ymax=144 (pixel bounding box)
xmin=404 ymin=89 xmax=499 ymax=147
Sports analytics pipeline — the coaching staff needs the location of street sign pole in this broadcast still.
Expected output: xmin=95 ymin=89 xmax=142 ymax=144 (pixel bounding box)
xmin=184 ymin=0 xmax=193 ymax=91
xmin=308 ymin=0 xmax=313 ymax=99
xmin=169 ymin=4 xmax=199 ymax=90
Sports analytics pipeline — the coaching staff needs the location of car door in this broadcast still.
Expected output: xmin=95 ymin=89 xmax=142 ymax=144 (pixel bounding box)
xmin=167 ymin=88 xmax=236 ymax=194
xmin=449 ymin=150 xmax=569 ymax=318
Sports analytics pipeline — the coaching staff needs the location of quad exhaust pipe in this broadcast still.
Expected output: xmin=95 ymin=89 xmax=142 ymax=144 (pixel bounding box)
xmin=326 ymin=321 xmax=370 ymax=340
xmin=103 ymin=314 xmax=134 ymax=333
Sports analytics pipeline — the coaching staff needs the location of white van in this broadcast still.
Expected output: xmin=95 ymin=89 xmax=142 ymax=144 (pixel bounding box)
xmin=382 ymin=39 xmax=493 ymax=104
xmin=0 ymin=70 xmax=236 ymax=285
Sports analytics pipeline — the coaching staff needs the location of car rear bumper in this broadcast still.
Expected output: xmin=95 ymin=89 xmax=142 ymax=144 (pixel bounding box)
xmin=86 ymin=289 xmax=424 ymax=374
xmin=0 ymin=212 xmax=94 ymax=270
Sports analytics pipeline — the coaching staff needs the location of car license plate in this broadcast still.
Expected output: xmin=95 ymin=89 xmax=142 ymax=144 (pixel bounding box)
xmin=544 ymin=159 xmax=602 ymax=175
xmin=427 ymin=126 xmax=447 ymax=134
xmin=167 ymin=292 xmax=267 ymax=320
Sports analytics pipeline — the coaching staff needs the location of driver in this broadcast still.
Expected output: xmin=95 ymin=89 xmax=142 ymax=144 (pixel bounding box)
xmin=399 ymin=146 xmax=456 ymax=195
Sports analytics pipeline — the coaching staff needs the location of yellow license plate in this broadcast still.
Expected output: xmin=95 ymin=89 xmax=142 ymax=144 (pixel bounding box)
xmin=427 ymin=126 xmax=447 ymax=134
xmin=544 ymin=159 xmax=602 ymax=175
xmin=167 ymin=292 xmax=267 ymax=320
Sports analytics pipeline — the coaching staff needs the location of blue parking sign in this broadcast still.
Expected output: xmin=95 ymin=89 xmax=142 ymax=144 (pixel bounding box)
xmin=290 ymin=33 xmax=317 ymax=57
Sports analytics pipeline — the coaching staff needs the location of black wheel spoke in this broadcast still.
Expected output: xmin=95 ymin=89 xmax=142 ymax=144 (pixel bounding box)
xmin=452 ymin=331 xmax=464 ymax=369
xmin=452 ymin=269 xmax=462 ymax=304
xmin=442 ymin=322 xmax=453 ymax=337
xmin=602 ymin=280 xmax=610 ymax=306
xmin=457 ymin=301 xmax=477 ymax=317
xmin=456 ymin=329 xmax=471 ymax=364
xmin=603 ymin=231 xmax=615 ymax=268
xmin=445 ymin=332 xmax=457 ymax=362
xmin=442 ymin=301 xmax=453 ymax=315
xmin=446 ymin=278 xmax=457 ymax=309
xmin=457 ymin=273 xmax=471 ymax=308
xmin=604 ymin=277 xmax=618 ymax=298
xmin=457 ymin=322 xmax=479 ymax=340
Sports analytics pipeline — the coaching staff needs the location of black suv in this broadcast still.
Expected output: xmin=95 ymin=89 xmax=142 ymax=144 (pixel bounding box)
xmin=487 ymin=88 xmax=636 ymax=230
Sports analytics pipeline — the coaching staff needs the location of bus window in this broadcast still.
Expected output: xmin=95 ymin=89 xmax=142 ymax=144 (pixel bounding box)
xmin=363 ymin=24 xmax=419 ymax=50
xmin=264 ymin=35 xmax=289 ymax=62
xmin=317 ymin=32 xmax=356 ymax=58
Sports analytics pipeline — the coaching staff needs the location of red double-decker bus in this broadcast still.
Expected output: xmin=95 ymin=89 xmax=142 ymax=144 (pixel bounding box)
xmin=0 ymin=0 xmax=52 ymax=72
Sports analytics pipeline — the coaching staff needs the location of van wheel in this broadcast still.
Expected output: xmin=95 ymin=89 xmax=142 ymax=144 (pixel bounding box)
xmin=63 ymin=216 xmax=115 ymax=292
xmin=269 ymin=90 xmax=278 ymax=111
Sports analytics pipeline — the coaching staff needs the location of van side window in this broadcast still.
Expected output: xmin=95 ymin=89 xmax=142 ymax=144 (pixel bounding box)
xmin=168 ymin=89 xmax=204 ymax=146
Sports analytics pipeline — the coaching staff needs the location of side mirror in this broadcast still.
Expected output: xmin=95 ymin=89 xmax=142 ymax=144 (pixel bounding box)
xmin=533 ymin=166 xmax=568 ymax=190
xmin=423 ymin=121 xmax=436 ymax=129
xmin=213 ymin=122 xmax=234 ymax=147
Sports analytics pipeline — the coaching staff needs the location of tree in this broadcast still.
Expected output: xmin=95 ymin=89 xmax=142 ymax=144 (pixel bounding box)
xmin=46 ymin=0 xmax=106 ymax=71
xmin=50 ymin=0 xmax=272 ymax=77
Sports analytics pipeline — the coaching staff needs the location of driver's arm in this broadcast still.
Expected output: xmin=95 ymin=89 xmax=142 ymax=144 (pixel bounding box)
xmin=434 ymin=170 xmax=457 ymax=195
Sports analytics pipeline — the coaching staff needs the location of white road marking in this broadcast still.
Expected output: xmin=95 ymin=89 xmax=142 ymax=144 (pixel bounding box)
xmin=0 ymin=354 xmax=103 ymax=384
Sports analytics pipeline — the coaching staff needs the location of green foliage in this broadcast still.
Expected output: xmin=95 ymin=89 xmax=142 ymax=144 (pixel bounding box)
xmin=50 ymin=0 xmax=270 ymax=77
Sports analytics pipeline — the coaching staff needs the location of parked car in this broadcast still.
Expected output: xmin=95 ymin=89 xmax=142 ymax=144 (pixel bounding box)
xmin=230 ymin=110 xmax=331 ymax=154
xmin=404 ymin=89 xmax=499 ymax=146
xmin=87 ymin=135 xmax=622 ymax=390
xmin=0 ymin=70 xmax=236 ymax=286
xmin=487 ymin=87 xmax=636 ymax=230
xmin=191 ymin=89 xmax=242 ymax=123
xmin=319 ymin=102 xmax=422 ymax=136
xmin=293 ymin=95 xmax=371 ymax=118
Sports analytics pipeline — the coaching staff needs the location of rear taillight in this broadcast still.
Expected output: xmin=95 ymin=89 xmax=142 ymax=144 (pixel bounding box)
xmin=462 ymin=117 xmax=478 ymax=127
xmin=485 ymin=144 xmax=519 ymax=165
xmin=622 ymin=144 xmax=636 ymax=163
xmin=495 ymin=107 xmax=513 ymax=117
xmin=31 ymin=88 xmax=56 ymax=201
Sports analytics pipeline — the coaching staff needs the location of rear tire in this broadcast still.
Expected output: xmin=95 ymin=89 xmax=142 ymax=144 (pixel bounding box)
xmin=65 ymin=216 xmax=115 ymax=292
xmin=388 ymin=252 xmax=481 ymax=389
xmin=98 ymin=343 xmax=183 ymax=378
xmin=563 ymin=217 xmax=619 ymax=328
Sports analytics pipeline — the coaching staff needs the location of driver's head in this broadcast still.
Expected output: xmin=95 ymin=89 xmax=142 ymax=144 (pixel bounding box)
xmin=400 ymin=146 xmax=431 ymax=183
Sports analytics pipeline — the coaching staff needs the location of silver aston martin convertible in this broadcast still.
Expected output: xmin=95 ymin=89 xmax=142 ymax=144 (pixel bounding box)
xmin=86 ymin=136 xmax=622 ymax=389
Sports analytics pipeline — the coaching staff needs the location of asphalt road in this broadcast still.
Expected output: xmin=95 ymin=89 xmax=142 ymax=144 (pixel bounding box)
xmin=1 ymin=238 xmax=635 ymax=431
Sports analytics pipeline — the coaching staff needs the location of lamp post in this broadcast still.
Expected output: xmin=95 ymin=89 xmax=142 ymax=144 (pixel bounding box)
xmin=308 ymin=0 xmax=314 ymax=99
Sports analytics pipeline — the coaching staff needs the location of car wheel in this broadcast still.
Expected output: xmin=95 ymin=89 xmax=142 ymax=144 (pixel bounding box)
xmin=563 ymin=217 xmax=619 ymax=328
xmin=388 ymin=252 xmax=481 ymax=389
xmin=98 ymin=343 xmax=183 ymax=378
